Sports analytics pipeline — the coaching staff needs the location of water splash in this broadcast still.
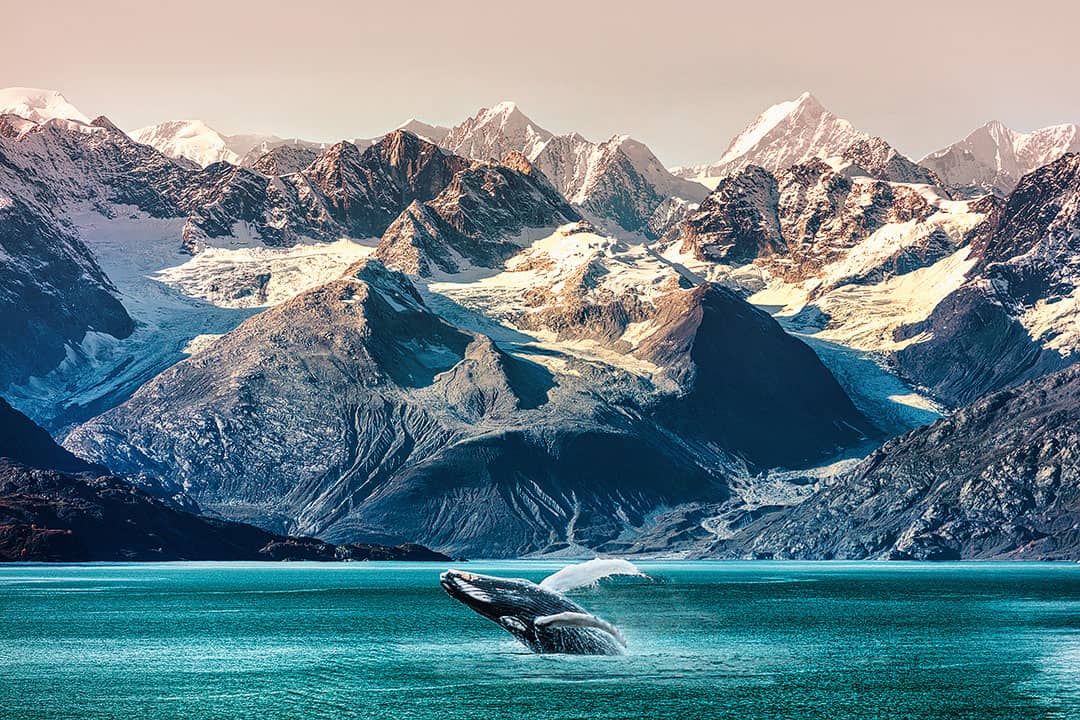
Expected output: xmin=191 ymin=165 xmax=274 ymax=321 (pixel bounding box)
xmin=539 ymin=558 xmax=648 ymax=594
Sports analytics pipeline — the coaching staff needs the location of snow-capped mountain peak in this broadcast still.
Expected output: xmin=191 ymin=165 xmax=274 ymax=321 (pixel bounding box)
xmin=394 ymin=118 xmax=451 ymax=144
xmin=443 ymin=101 xmax=553 ymax=162
xmin=921 ymin=119 xmax=1080 ymax=196
xmin=480 ymin=100 xmax=524 ymax=124
xmin=129 ymin=120 xmax=285 ymax=168
xmin=0 ymin=87 xmax=90 ymax=124
xmin=130 ymin=119 xmax=240 ymax=166
xmin=718 ymin=91 xmax=826 ymax=165
xmin=674 ymin=91 xmax=867 ymax=187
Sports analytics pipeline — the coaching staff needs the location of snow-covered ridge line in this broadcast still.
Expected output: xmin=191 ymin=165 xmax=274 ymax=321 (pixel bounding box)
xmin=0 ymin=87 xmax=90 ymax=124
xmin=921 ymin=119 xmax=1080 ymax=196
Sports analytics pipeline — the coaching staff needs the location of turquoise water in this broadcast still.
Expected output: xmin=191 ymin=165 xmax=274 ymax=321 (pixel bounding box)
xmin=2 ymin=561 xmax=1079 ymax=719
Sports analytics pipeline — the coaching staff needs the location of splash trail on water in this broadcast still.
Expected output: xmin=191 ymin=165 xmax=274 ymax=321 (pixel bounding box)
xmin=538 ymin=558 xmax=648 ymax=594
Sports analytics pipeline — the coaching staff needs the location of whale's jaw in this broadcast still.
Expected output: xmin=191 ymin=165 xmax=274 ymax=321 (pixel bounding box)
xmin=439 ymin=569 xmax=625 ymax=655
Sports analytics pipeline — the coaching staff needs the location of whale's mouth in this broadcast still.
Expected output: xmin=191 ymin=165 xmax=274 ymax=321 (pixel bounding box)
xmin=440 ymin=570 xmax=494 ymax=605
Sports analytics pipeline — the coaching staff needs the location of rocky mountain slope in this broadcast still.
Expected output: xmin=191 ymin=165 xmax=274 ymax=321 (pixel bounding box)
xmin=375 ymin=152 xmax=581 ymax=275
xmin=394 ymin=119 xmax=451 ymax=145
xmin=922 ymin=120 xmax=1080 ymax=197
xmin=241 ymin=140 xmax=322 ymax=175
xmin=891 ymin=153 xmax=1080 ymax=405
xmin=0 ymin=110 xmax=594 ymax=429
xmin=711 ymin=362 xmax=1080 ymax=560
xmin=0 ymin=398 xmax=450 ymax=562
xmin=0 ymin=185 xmax=134 ymax=390
xmin=666 ymin=157 xmax=970 ymax=289
xmin=0 ymin=398 xmax=104 ymax=474
xmin=66 ymin=257 xmax=872 ymax=557
xmin=175 ymin=130 xmax=472 ymax=250
xmin=5 ymin=86 xmax=1078 ymax=561
xmin=663 ymin=150 xmax=1080 ymax=414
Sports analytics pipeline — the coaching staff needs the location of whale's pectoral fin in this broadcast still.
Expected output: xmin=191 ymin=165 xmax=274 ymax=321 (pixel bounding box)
xmin=533 ymin=612 xmax=626 ymax=646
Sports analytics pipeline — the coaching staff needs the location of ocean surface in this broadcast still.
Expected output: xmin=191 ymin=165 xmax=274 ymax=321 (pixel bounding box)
xmin=2 ymin=561 xmax=1079 ymax=719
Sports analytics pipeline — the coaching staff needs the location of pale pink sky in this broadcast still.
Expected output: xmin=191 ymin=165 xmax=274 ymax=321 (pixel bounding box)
xmin=4 ymin=0 xmax=1078 ymax=166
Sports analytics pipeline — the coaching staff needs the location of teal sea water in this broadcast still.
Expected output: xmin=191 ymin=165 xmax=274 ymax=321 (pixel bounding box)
xmin=2 ymin=561 xmax=1079 ymax=719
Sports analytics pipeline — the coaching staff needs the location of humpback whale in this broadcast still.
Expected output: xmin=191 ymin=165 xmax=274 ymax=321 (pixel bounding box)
xmin=440 ymin=561 xmax=637 ymax=655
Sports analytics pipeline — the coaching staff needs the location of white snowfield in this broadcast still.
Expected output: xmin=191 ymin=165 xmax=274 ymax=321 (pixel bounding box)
xmin=155 ymin=238 xmax=377 ymax=309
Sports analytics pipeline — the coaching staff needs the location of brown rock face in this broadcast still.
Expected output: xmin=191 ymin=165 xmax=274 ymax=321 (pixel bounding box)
xmin=670 ymin=159 xmax=938 ymax=286
xmin=375 ymin=158 xmax=580 ymax=276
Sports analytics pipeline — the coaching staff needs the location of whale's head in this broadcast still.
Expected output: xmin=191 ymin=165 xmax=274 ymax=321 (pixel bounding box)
xmin=439 ymin=569 xmax=625 ymax=655
xmin=440 ymin=569 xmax=555 ymax=627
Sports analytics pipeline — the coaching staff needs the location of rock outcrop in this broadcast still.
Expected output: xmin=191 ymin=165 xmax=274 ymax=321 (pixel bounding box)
xmin=375 ymin=153 xmax=580 ymax=275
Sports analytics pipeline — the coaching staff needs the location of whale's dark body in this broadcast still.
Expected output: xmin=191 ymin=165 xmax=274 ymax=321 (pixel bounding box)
xmin=440 ymin=569 xmax=625 ymax=655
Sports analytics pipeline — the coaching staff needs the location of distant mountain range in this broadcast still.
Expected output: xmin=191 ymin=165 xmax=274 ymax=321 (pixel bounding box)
xmin=0 ymin=86 xmax=1077 ymax=560
xmin=124 ymin=99 xmax=708 ymax=239
xmin=921 ymin=120 xmax=1080 ymax=197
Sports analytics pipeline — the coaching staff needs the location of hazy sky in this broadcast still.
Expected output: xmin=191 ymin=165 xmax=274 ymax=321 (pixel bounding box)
xmin=5 ymin=0 xmax=1078 ymax=166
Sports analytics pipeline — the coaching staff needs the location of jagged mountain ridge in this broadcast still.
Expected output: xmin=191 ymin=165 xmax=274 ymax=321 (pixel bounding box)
xmin=922 ymin=120 xmax=1080 ymax=197
xmin=673 ymin=92 xmax=940 ymax=189
xmin=375 ymin=152 xmax=581 ymax=275
xmin=0 ymin=110 xmax=610 ymax=432
xmin=3 ymin=86 xmax=1078 ymax=560
xmin=436 ymin=101 xmax=707 ymax=236
xmin=127 ymin=97 xmax=708 ymax=237
xmin=673 ymin=152 xmax=1080 ymax=414
xmin=443 ymin=101 xmax=554 ymax=162
xmin=675 ymin=150 xmax=1080 ymax=414
xmin=667 ymin=158 xmax=957 ymax=287
xmin=241 ymin=140 xmax=323 ymax=175
xmin=892 ymin=152 xmax=1080 ymax=405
